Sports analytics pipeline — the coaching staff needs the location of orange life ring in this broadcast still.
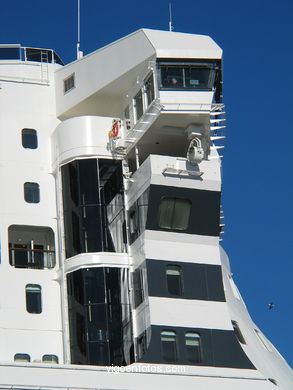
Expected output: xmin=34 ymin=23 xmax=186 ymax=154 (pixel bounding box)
xmin=111 ymin=121 xmax=119 ymax=137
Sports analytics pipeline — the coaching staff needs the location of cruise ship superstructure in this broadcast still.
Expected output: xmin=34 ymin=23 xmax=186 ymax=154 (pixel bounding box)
xmin=0 ymin=29 xmax=292 ymax=389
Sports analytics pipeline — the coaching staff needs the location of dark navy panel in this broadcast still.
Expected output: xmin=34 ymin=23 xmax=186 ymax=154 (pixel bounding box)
xmin=146 ymin=259 xmax=225 ymax=302
xmin=139 ymin=325 xmax=255 ymax=369
xmin=146 ymin=185 xmax=221 ymax=237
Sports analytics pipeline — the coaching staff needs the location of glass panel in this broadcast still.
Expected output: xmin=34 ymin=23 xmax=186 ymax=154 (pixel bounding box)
xmin=53 ymin=52 xmax=64 ymax=65
xmin=185 ymin=332 xmax=202 ymax=363
xmin=134 ymin=90 xmax=143 ymax=121
xmin=161 ymin=330 xmax=177 ymax=362
xmin=67 ymin=267 xmax=133 ymax=366
xmin=160 ymin=66 xmax=184 ymax=88
xmin=157 ymin=198 xmax=174 ymax=229
xmin=166 ymin=265 xmax=182 ymax=296
xmin=133 ymin=268 xmax=144 ymax=308
xmin=64 ymin=74 xmax=75 ymax=93
xmin=0 ymin=47 xmax=20 ymax=60
xmin=158 ymin=197 xmax=191 ymax=231
xmin=129 ymin=205 xmax=139 ymax=243
xmin=42 ymin=354 xmax=58 ymax=364
xmin=24 ymin=182 xmax=40 ymax=203
xmin=26 ymin=284 xmax=42 ymax=313
xmin=145 ymin=73 xmax=155 ymax=106
xmin=159 ymin=62 xmax=217 ymax=90
xmin=185 ymin=66 xmax=214 ymax=89
xmin=14 ymin=353 xmax=30 ymax=362
xmin=172 ymin=198 xmax=191 ymax=230
xmin=22 ymin=128 xmax=38 ymax=149
xmin=232 ymin=320 xmax=246 ymax=344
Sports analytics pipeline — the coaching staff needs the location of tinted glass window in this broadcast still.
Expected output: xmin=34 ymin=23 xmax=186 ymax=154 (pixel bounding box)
xmin=232 ymin=320 xmax=246 ymax=344
xmin=158 ymin=197 xmax=191 ymax=230
xmin=166 ymin=265 xmax=183 ymax=296
xmin=26 ymin=284 xmax=42 ymax=313
xmin=64 ymin=74 xmax=75 ymax=93
xmin=14 ymin=353 xmax=30 ymax=362
xmin=159 ymin=63 xmax=216 ymax=90
xmin=42 ymin=354 xmax=58 ymax=364
xmin=24 ymin=182 xmax=40 ymax=203
xmin=22 ymin=128 xmax=38 ymax=149
xmin=133 ymin=267 xmax=144 ymax=307
xmin=134 ymin=90 xmax=143 ymax=121
xmin=161 ymin=330 xmax=177 ymax=362
xmin=0 ymin=47 xmax=20 ymax=60
xmin=145 ymin=73 xmax=155 ymax=106
xmin=185 ymin=332 xmax=202 ymax=363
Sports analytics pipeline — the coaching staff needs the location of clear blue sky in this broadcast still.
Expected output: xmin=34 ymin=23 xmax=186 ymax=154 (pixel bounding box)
xmin=1 ymin=0 xmax=292 ymax=366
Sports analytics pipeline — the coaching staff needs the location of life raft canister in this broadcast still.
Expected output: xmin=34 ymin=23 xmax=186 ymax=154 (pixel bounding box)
xmin=109 ymin=120 xmax=120 ymax=137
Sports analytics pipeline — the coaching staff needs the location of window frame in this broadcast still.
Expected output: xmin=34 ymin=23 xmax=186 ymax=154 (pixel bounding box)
xmin=42 ymin=354 xmax=59 ymax=364
xmin=160 ymin=329 xmax=178 ymax=362
xmin=157 ymin=197 xmax=191 ymax=231
xmin=63 ymin=73 xmax=75 ymax=94
xmin=232 ymin=320 xmax=246 ymax=345
xmin=165 ymin=264 xmax=183 ymax=296
xmin=25 ymin=284 xmax=42 ymax=314
xmin=14 ymin=353 xmax=30 ymax=362
xmin=185 ymin=331 xmax=202 ymax=363
xmin=24 ymin=182 xmax=40 ymax=203
xmin=21 ymin=128 xmax=38 ymax=149
xmin=157 ymin=60 xmax=218 ymax=91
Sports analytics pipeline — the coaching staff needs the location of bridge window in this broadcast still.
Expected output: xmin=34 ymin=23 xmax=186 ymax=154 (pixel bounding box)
xmin=144 ymin=73 xmax=155 ymax=107
xmin=158 ymin=61 xmax=218 ymax=91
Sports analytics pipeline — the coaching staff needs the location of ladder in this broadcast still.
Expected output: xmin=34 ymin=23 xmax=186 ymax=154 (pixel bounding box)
xmin=40 ymin=50 xmax=49 ymax=83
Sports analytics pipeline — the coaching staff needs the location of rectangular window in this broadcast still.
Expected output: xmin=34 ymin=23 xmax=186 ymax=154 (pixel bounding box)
xmin=158 ymin=197 xmax=191 ymax=230
xmin=134 ymin=90 xmax=143 ymax=121
xmin=26 ymin=284 xmax=42 ymax=313
xmin=185 ymin=332 xmax=202 ymax=363
xmin=22 ymin=128 xmax=38 ymax=149
xmin=132 ymin=267 xmax=144 ymax=308
xmin=24 ymin=182 xmax=40 ymax=203
xmin=14 ymin=353 xmax=30 ymax=362
xmin=159 ymin=62 xmax=217 ymax=90
xmin=144 ymin=73 xmax=155 ymax=107
xmin=8 ymin=225 xmax=55 ymax=269
xmin=232 ymin=320 xmax=246 ymax=344
xmin=166 ymin=265 xmax=183 ymax=296
xmin=42 ymin=354 xmax=59 ymax=364
xmin=161 ymin=330 xmax=177 ymax=362
xmin=64 ymin=73 xmax=75 ymax=94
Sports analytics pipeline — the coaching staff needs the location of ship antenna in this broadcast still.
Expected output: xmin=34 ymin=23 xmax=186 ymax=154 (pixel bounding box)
xmin=77 ymin=0 xmax=83 ymax=59
xmin=169 ymin=3 xmax=174 ymax=32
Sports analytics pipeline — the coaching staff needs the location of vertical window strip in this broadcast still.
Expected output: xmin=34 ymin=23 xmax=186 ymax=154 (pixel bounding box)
xmin=166 ymin=265 xmax=183 ymax=296
xmin=185 ymin=332 xmax=202 ymax=363
xmin=161 ymin=330 xmax=178 ymax=362
xmin=26 ymin=284 xmax=42 ymax=314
